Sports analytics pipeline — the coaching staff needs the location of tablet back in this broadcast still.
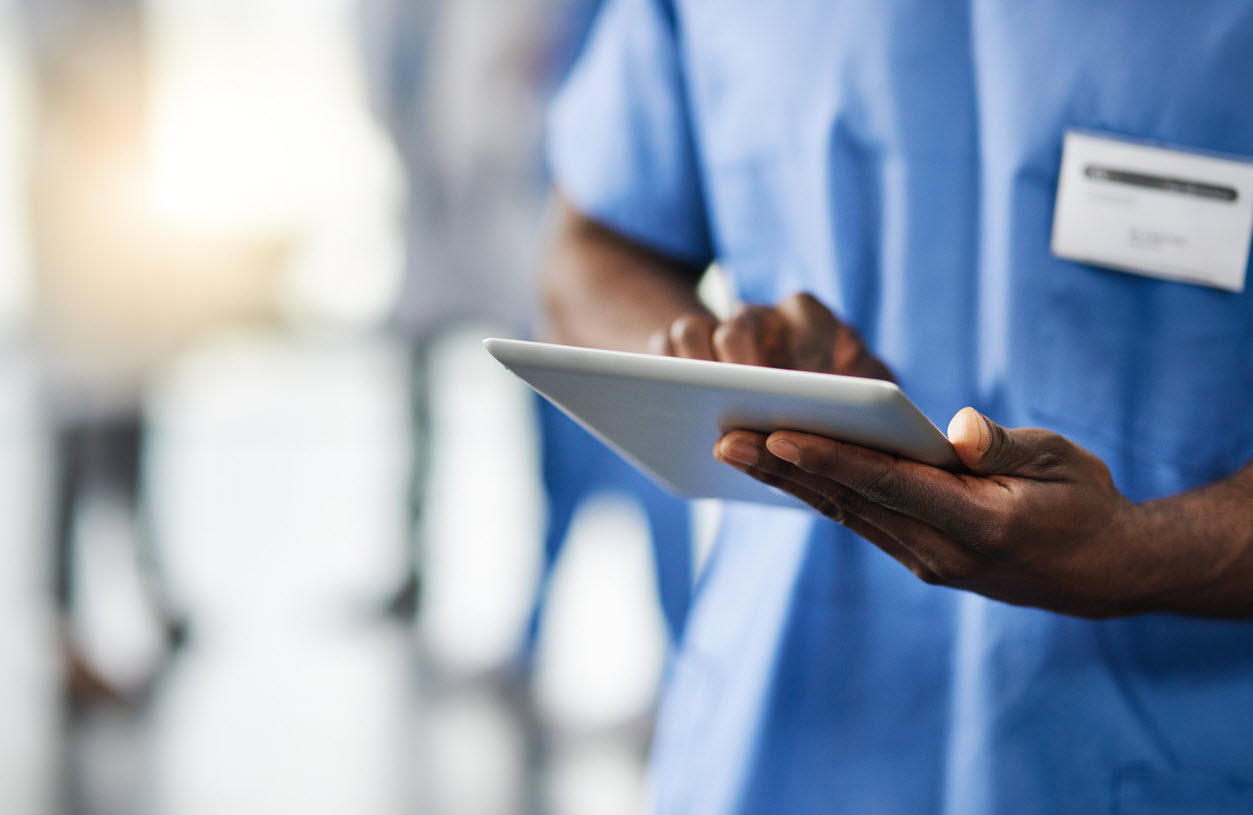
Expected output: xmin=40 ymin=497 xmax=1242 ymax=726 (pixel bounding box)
xmin=485 ymin=338 xmax=958 ymax=508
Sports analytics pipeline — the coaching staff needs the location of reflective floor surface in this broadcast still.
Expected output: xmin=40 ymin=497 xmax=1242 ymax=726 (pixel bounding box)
xmin=0 ymin=327 xmax=680 ymax=815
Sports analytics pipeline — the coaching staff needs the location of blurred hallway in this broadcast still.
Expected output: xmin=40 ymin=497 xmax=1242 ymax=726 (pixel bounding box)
xmin=0 ymin=4 xmax=688 ymax=812
xmin=0 ymin=329 xmax=671 ymax=815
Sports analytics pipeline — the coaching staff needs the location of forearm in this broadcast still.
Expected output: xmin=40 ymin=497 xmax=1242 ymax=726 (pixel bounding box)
xmin=1135 ymin=461 xmax=1253 ymax=618
xmin=540 ymin=192 xmax=711 ymax=353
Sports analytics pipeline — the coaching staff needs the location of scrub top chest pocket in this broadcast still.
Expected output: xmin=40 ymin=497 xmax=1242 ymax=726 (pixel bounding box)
xmin=1051 ymin=131 xmax=1253 ymax=294
xmin=970 ymin=0 xmax=1253 ymax=491
xmin=1038 ymin=136 xmax=1253 ymax=487
xmin=1029 ymin=254 xmax=1253 ymax=487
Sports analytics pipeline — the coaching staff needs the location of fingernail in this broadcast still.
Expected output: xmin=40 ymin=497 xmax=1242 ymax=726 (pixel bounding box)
xmin=974 ymin=412 xmax=992 ymax=453
xmin=767 ymin=438 xmax=800 ymax=464
xmin=951 ymin=408 xmax=992 ymax=453
xmin=719 ymin=439 xmax=758 ymax=465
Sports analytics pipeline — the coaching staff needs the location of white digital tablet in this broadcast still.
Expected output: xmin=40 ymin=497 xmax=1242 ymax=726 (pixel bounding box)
xmin=484 ymin=338 xmax=959 ymax=509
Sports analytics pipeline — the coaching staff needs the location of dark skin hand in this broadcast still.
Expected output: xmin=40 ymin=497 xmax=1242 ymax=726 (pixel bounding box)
xmin=647 ymin=292 xmax=893 ymax=381
xmin=542 ymin=193 xmax=1253 ymax=619
xmin=646 ymin=276 xmax=1253 ymax=622
xmin=715 ymin=415 xmax=1247 ymax=619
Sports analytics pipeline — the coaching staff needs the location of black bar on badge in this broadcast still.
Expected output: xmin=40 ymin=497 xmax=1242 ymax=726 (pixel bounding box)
xmin=1084 ymin=165 xmax=1238 ymax=202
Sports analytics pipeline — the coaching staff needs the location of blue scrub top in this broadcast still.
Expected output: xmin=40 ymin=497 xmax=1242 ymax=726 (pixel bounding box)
xmin=548 ymin=2 xmax=1253 ymax=813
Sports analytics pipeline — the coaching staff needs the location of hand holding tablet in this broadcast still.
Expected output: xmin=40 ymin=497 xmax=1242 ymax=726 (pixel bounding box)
xmin=484 ymin=337 xmax=958 ymax=508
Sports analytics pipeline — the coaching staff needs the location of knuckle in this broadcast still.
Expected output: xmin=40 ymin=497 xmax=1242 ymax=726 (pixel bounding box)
xmin=857 ymin=465 xmax=902 ymax=507
xmin=713 ymin=312 xmax=752 ymax=341
xmin=831 ymin=325 xmax=872 ymax=370
xmin=674 ymin=312 xmax=713 ymax=332
xmin=781 ymin=291 xmax=817 ymax=314
xmin=671 ymin=313 xmax=714 ymax=345
xmin=710 ymin=327 xmax=736 ymax=358
xmin=827 ymin=483 xmax=868 ymax=519
xmin=1032 ymin=442 xmax=1066 ymax=472
xmin=1056 ymin=438 xmax=1112 ymax=486
xmin=1088 ymin=454 xmax=1116 ymax=489
xmin=727 ymin=303 xmax=765 ymax=326
xmin=744 ymin=462 xmax=787 ymax=488
xmin=713 ymin=309 xmax=767 ymax=359
xmin=791 ymin=291 xmax=832 ymax=321
xmin=811 ymin=495 xmax=846 ymax=524
xmin=1017 ymin=430 xmax=1070 ymax=472
xmin=811 ymin=481 xmax=852 ymax=521
xmin=832 ymin=318 xmax=864 ymax=346
xmin=813 ymin=483 xmax=855 ymax=523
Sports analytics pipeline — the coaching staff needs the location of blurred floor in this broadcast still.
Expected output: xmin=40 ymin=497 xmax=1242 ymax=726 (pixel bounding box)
xmin=0 ymin=328 xmax=667 ymax=815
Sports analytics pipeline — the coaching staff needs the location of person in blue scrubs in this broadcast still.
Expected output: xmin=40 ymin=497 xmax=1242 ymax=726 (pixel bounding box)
xmin=540 ymin=1 xmax=1253 ymax=813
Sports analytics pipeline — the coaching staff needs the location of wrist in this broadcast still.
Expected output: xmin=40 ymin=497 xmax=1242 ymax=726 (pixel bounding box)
xmin=1117 ymin=488 xmax=1253 ymax=618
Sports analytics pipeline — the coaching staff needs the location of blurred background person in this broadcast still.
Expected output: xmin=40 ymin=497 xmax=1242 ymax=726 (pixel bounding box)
xmin=0 ymin=0 xmax=686 ymax=812
xmin=0 ymin=0 xmax=691 ymax=811
xmin=357 ymin=0 xmax=695 ymax=661
xmin=19 ymin=0 xmax=288 ymax=705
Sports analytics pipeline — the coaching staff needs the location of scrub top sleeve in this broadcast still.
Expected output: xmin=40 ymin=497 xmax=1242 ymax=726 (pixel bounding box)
xmin=547 ymin=0 xmax=714 ymax=267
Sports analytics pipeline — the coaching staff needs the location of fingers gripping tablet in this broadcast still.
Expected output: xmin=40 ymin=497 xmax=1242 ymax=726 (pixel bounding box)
xmin=484 ymin=338 xmax=959 ymax=508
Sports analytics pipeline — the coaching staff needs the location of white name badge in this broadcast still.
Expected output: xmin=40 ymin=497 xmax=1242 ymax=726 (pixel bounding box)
xmin=1051 ymin=130 xmax=1253 ymax=292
